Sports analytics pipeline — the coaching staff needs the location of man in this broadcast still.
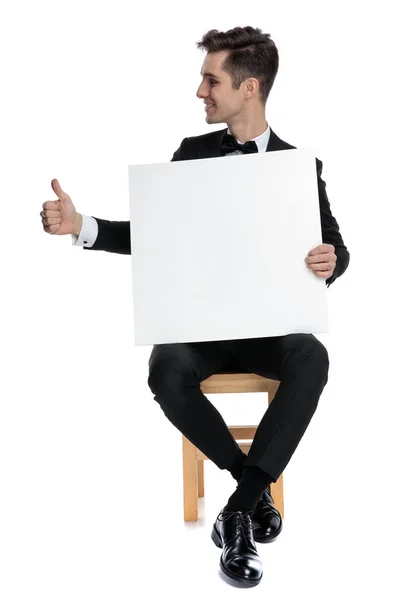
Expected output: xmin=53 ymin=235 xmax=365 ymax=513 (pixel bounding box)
xmin=41 ymin=26 xmax=349 ymax=587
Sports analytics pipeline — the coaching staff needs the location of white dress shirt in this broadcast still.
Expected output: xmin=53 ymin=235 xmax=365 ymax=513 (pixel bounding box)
xmin=71 ymin=124 xmax=271 ymax=247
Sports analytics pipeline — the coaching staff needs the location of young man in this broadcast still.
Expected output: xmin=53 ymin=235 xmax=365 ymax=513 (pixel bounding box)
xmin=41 ymin=26 xmax=350 ymax=587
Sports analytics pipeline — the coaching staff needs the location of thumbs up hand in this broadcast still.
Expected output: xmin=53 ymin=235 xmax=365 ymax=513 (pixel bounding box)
xmin=40 ymin=179 xmax=82 ymax=236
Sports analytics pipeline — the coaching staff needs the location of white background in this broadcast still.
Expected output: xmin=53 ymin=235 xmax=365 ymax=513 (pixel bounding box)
xmin=1 ymin=1 xmax=399 ymax=598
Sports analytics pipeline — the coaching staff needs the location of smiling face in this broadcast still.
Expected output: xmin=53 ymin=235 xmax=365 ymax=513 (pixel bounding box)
xmin=196 ymin=50 xmax=260 ymax=125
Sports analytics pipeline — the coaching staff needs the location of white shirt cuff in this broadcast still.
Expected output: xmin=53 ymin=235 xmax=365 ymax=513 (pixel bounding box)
xmin=71 ymin=215 xmax=99 ymax=247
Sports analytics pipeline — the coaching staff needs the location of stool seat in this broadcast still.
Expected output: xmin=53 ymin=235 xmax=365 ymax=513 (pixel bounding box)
xmin=182 ymin=371 xmax=284 ymax=522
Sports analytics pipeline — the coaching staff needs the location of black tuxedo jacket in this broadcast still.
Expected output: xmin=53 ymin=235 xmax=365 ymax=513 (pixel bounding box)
xmin=85 ymin=126 xmax=350 ymax=287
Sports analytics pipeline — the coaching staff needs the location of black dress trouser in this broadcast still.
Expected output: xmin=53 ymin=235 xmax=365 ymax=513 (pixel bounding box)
xmin=147 ymin=333 xmax=329 ymax=482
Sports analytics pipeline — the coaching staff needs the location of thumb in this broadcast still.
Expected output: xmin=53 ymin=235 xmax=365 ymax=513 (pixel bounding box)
xmin=51 ymin=178 xmax=67 ymax=200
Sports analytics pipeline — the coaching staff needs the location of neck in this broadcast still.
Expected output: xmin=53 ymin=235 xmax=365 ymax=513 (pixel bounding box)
xmin=227 ymin=117 xmax=268 ymax=143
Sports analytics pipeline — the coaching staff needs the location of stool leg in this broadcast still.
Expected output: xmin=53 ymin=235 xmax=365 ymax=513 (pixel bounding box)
xmin=182 ymin=435 xmax=198 ymax=521
xmin=267 ymin=384 xmax=284 ymax=518
xmin=197 ymin=459 xmax=204 ymax=497
xmin=271 ymin=473 xmax=284 ymax=518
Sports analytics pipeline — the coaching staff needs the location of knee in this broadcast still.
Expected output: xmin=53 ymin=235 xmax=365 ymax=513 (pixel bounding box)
xmin=148 ymin=360 xmax=199 ymax=418
xmin=285 ymin=334 xmax=329 ymax=384
xmin=148 ymin=358 xmax=198 ymax=397
xmin=298 ymin=335 xmax=329 ymax=385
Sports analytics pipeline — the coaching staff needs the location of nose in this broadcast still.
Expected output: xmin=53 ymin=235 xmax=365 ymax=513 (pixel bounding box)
xmin=196 ymin=81 xmax=209 ymax=99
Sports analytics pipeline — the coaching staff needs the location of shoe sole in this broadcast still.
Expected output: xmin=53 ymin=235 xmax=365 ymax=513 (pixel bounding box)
xmin=211 ymin=526 xmax=262 ymax=587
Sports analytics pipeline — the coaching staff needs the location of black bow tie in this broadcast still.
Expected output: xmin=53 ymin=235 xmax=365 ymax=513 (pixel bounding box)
xmin=220 ymin=132 xmax=258 ymax=155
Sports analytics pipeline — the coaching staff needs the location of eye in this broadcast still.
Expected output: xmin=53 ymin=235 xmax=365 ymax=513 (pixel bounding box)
xmin=209 ymin=79 xmax=217 ymax=85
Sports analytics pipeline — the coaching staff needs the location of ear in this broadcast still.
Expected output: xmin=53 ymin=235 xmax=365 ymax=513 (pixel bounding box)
xmin=245 ymin=77 xmax=259 ymax=99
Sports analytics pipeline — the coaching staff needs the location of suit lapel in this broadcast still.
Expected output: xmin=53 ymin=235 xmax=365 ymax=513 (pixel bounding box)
xmin=265 ymin=127 xmax=294 ymax=152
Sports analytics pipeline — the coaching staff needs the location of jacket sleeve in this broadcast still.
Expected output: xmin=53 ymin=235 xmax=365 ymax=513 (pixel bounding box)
xmin=84 ymin=138 xmax=188 ymax=254
xmin=315 ymin=158 xmax=350 ymax=287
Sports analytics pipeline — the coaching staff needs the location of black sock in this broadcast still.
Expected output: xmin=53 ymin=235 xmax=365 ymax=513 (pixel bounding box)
xmin=228 ymin=450 xmax=247 ymax=482
xmin=225 ymin=466 xmax=274 ymax=513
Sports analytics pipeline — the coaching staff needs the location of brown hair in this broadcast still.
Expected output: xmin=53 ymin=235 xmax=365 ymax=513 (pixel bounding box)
xmin=196 ymin=26 xmax=279 ymax=105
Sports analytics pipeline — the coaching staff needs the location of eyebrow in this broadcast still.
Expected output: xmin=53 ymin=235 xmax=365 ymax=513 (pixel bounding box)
xmin=200 ymin=72 xmax=221 ymax=79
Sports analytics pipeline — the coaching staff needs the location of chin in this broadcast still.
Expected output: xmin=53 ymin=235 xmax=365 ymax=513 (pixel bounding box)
xmin=206 ymin=115 xmax=221 ymax=124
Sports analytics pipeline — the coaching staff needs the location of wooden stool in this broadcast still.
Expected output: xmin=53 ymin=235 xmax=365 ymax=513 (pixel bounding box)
xmin=182 ymin=372 xmax=284 ymax=522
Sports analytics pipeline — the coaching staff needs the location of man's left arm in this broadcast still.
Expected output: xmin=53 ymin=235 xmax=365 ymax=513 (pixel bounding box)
xmin=315 ymin=158 xmax=350 ymax=287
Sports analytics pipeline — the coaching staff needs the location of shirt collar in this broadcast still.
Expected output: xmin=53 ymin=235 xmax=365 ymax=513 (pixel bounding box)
xmin=227 ymin=124 xmax=271 ymax=152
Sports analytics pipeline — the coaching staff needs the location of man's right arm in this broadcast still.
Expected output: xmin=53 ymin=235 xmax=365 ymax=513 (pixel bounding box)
xmin=72 ymin=216 xmax=131 ymax=254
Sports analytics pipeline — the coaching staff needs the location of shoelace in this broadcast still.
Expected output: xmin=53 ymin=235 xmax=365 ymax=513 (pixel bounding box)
xmin=220 ymin=510 xmax=255 ymax=544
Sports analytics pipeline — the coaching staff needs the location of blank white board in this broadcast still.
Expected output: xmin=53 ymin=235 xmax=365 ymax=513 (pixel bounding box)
xmin=128 ymin=148 xmax=329 ymax=345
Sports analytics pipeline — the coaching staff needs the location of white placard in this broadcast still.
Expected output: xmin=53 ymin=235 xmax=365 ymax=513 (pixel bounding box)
xmin=128 ymin=148 xmax=328 ymax=345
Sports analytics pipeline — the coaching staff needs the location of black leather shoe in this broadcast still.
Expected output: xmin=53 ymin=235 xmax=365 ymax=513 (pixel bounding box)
xmin=252 ymin=485 xmax=283 ymax=543
xmin=211 ymin=507 xmax=263 ymax=586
